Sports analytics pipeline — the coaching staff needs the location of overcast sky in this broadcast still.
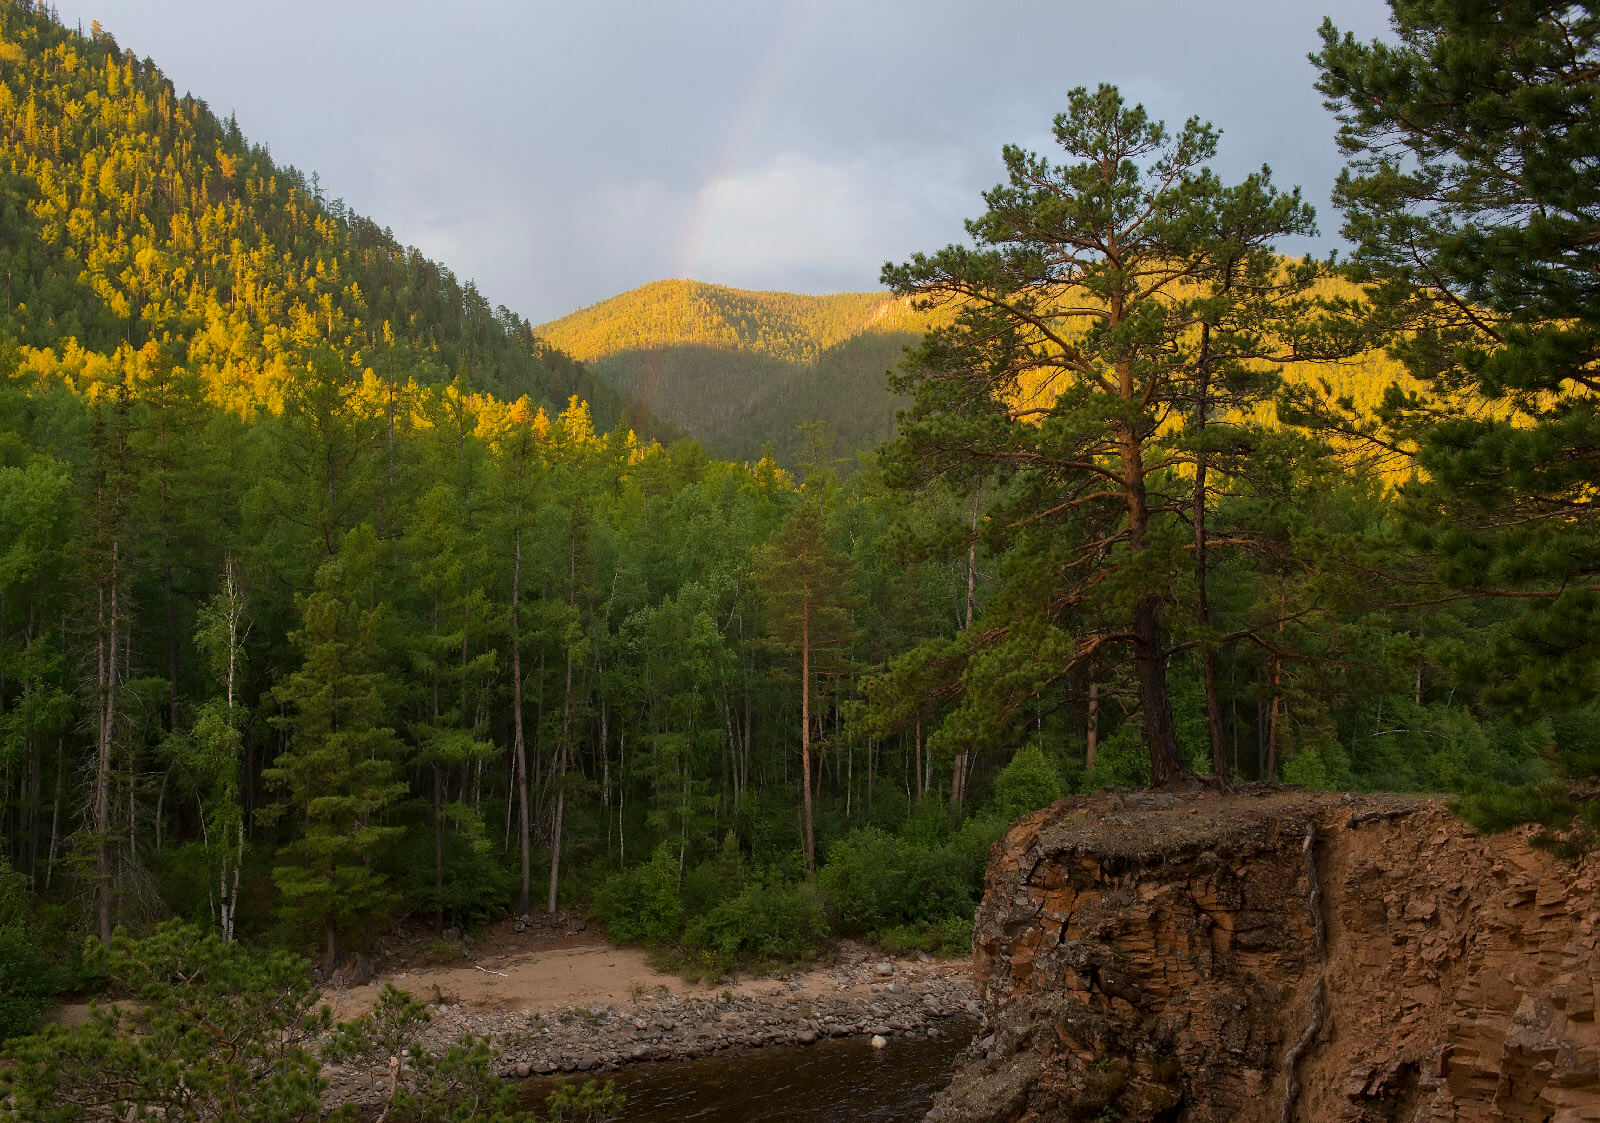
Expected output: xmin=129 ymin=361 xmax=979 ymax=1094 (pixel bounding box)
xmin=52 ymin=1 xmax=1394 ymax=324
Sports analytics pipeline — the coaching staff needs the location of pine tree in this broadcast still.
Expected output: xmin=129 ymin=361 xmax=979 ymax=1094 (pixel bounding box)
xmin=1315 ymin=4 xmax=1600 ymax=712
xmin=881 ymin=85 xmax=1318 ymax=784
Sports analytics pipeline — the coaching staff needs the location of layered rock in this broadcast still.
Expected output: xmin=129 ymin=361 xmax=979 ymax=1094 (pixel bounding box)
xmin=930 ymin=788 xmax=1600 ymax=1122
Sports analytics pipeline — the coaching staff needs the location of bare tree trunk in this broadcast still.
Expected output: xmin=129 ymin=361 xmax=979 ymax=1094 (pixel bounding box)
xmin=951 ymin=493 xmax=980 ymax=806
xmin=1086 ymin=680 xmax=1099 ymax=771
xmin=94 ymin=536 xmax=119 ymax=945
xmin=1266 ymin=585 xmax=1287 ymax=780
xmin=617 ymin=722 xmax=626 ymax=867
xmin=45 ymin=740 xmax=61 ymax=890
xmin=800 ymin=599 xmax=815 ymax=873
xmin=1119 ymin=414 xmax=1182 ymax=784
xmin=511 ymin=519 xmax=531 ymax=916
xmin=546 ymin=649 xmax=571 ymax=916
xmin=914 ymin=713 xmax=923 ymax=801
xmin=548 ymin=518 xmax=581 ymax=916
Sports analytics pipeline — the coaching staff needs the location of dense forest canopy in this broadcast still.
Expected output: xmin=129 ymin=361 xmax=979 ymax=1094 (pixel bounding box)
xmin=0 ymin=3 xmax=1596 ymax=1092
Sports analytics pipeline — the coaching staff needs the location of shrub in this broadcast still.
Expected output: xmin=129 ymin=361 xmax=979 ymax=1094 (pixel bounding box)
xmin=818 ymin=817 xmax=1001 ymax=950
xmin=0 ymin=922 xmax=333 ymax=1122
xmin=682 ymin=877 xmax=829 ymax=969
xmin=0 ymin=924 xmax=60 ymax=1041
xmin=1082 ymin=722 xmax=1151 ymax=790
xmin=593 ymin=843 xmax=681 ymax=945
xmin=0 ymin=858 xmax=61 ymax=1041
xmin=545 ymin=1076 xmax=626 ymax=1122
xmin=992 ymin=744 xmax=1063 ymax=821
xmin=328 ymin=982 xmax=588 ymax=1121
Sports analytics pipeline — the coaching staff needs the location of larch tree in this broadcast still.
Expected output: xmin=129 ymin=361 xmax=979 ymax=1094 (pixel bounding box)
xmin=752 ymin=495 xmax=857 ymax=872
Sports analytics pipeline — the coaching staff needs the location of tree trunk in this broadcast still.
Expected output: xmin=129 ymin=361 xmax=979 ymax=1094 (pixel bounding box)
xmin=511 ymin=520 xmax=531 ymax=916
xmin=1119 ymin=412 xmax=1182 ymax=782
xmin=800 ymin=599 xmax=815 ymax=873
xmin=434 ymin=764 xmax=445 ymax=934
xmin=1086 ymin=680 xmax=1099 ymax=771
xmin=546 ymin=649 xmax=572 ymax=916
xmin=1191 ymin=319 xmax=1229 ymax=784
xmin=94 ymin=536 xmax=119 ymax=945
xmin=1134 ymin=597 xmax=1183 ymax=784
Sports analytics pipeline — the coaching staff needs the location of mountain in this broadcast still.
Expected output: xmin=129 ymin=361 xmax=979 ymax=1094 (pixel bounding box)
xmin=538 ymin=280 xmax=943 ymax=466
xmin=0 ymin=2 xmax=653 ymax=432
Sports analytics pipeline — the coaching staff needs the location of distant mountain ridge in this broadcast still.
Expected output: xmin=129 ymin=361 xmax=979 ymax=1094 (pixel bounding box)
xmin=539 ymin=280 xmax=942 ymax=465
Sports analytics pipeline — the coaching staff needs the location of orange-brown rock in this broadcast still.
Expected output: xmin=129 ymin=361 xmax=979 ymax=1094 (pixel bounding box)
xmin=928 ymin=788 xmax=1600 ymax=1123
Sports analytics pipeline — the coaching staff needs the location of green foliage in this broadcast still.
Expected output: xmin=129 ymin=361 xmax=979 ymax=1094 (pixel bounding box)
xmin=262 ymin=526 xmax=407 ymax=957
xmin=681 ymin=877 xmax=830 ymax=970
xmin=0 ymin=858 xmax=61 ymax=1041
xmin=327 ymin=983 xmax=554 ymax=1122
xmin=1452 ymin=780 xmax=1577 ymax=837
xmin=0 ymin=921 xmax=336 ymax=1122
xmin=880 ymin=82 xmax=1330 ymax=785
xmin=817 ymin=816 xmax=1002 ymax=945
xmin=1084 ymin=724 xmax=1153 ymax=791
xmin=992 ymin=744 xmax=1063 ymax=822
xmin=1317 ymin=2 xmax=1600 ymax=792
xmin=0 ymin=3 xmax=644 ymax=429
xmin=875 ymin=914 xmax=973 ymax=958
xmin=543 ymin=1077 xmax=626 ymax=1123
xmin=0 ymin=925 xmax=59 ymax=1041
xmin=593 ymin=843 xmax=682 ymax=946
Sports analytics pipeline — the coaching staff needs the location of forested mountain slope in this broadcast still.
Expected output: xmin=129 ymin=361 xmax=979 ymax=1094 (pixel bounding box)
xmin=0 ymin=1 xmax=646 ymax=429
xmin=541 ymin=276 xmax=1422 ymax=470
xmin=539 ymin=280 xmax=938 ymax=464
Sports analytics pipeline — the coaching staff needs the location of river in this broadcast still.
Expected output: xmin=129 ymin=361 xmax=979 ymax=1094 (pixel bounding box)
xmin=521 ymin=1020 xmax=974 ymax=1121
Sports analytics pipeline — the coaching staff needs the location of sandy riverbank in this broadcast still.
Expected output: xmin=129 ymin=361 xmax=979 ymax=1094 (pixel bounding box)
xmin=318 ymin=922 xmax=977 ymax=1107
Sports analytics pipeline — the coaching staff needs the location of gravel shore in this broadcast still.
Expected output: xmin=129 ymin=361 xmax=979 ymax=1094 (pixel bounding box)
xmin=320 ymin=941 xmax=976 ymax=1108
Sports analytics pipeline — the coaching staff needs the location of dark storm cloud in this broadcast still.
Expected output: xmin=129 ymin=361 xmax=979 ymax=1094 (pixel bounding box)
xmin=52 ymin=0 xmax=1393 ymax=322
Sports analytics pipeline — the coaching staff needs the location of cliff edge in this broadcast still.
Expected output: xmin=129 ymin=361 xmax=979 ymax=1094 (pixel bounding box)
xmin=929 ymin=788 xmax=1599 ymax=1122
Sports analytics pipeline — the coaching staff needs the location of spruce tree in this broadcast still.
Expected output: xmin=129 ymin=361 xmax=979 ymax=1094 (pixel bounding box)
xmin=261 ymin=525 xmax=404 ymax=963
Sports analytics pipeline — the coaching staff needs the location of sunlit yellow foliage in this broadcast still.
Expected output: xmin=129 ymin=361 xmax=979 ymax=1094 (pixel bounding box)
xmin=0 ymin=2 xmax=627 ymax=428
xmin=538 ymin=279 xmax=951 ymax=365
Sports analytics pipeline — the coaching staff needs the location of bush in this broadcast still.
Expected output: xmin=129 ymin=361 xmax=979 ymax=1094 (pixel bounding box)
xmin=682 ymin=877 xmax=829 ymax=970
xmin=0 ymin=925 xmax=59 ymax=1041
xmin=592 ymin=843 xmax=681 ymax=945
xmin=817 ymin=816 xmax=1002 ymax=951
xmin=876 ymin=914 xmax=972 ymax=958
xmin=0 ymin=859 xmax=63 ymax=1040
xmin=1082 ymin=722 xmax=1151 ymax=790
xmin=329 ymin=983 xmax=588 ymax=1121
xmin=0 ymin=922 xmax=333 ymax=1122
xmin=678 ymin=832 xmax=746 ymax=918
xmin=545 ymin=1076 xmax=626 ymax=1122
xmin=992 ymin=743 xmax=1062 ymax=821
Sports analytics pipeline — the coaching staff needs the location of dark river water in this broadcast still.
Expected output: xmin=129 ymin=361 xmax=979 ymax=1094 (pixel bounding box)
xmin=521 ymin=1022 xmax=975 ymax=1122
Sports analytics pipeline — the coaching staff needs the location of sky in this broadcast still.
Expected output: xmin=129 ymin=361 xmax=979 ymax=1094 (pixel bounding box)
xmin=51 ymin=0 xmax=1395 ymax=325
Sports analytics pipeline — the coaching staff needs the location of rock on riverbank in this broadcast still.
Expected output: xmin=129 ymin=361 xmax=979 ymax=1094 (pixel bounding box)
xmin=320 ymin=943 xmax=976 ymax=1108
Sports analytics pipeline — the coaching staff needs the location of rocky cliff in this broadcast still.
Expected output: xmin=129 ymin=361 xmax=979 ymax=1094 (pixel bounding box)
xmin=929 ymin=788 xmax=1600 ymax=1122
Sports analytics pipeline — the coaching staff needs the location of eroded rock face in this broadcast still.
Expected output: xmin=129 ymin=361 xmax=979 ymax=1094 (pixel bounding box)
xmin=929 ymin=788 xmax=1600 ymax=1123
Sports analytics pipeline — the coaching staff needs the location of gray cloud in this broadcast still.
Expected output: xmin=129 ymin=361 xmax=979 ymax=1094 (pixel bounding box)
xmin=53 ymin=0 xmax=1393 ymax=322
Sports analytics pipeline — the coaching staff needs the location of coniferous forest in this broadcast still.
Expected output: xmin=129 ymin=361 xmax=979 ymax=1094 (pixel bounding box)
xmin=2 ymin=2 xmax=1600 ymax=1113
